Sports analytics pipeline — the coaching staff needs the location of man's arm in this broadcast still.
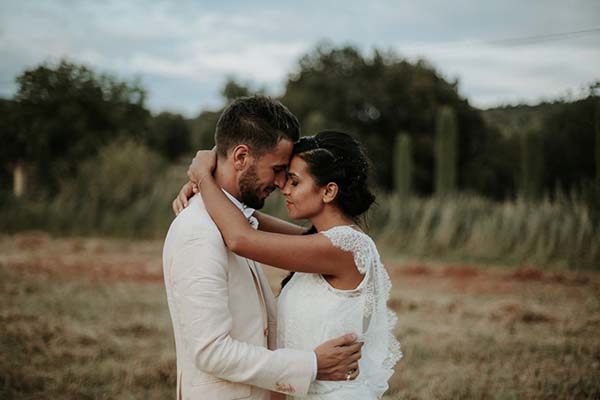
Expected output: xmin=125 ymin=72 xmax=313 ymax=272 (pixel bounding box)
xmin=170 ymin=231 xmax=360 ymax=395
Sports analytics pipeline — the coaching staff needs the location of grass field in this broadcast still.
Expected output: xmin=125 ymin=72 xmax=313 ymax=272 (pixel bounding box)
xmin=1 ymin=232 xmax=599 ymax=399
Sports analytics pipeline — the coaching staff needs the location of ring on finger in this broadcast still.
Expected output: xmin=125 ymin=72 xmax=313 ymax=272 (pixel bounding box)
xmin=345 ymin=369 xmax=353 ymax=381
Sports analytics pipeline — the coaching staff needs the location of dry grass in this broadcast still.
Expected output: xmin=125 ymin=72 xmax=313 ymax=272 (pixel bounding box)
xmin=384 ymin=264 xmax=600 ymax=399
xmin=369 ymin=194 xmax=600 ymax=270
xmin=0 ymin=233 xmax=174 ymax=400
xmin=1 ymin=233 xmax=599 ymax=399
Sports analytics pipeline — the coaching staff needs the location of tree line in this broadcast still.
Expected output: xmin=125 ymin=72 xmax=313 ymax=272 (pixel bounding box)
xmin=1 ymin=44 xmax=599 ymax=206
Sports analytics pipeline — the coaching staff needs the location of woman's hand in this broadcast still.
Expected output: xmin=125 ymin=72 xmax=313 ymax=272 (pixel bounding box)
xmin=187 ymin=149 xmax=217 ymax=185
xmin=172 ymin=181 xmax=195 ymax=215
xmin=172 ymin=150 xmax=216 ymax=216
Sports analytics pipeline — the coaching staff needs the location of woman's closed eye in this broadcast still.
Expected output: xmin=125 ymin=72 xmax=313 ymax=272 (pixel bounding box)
xmin=286 ymin=173 xmax=299 ymax=186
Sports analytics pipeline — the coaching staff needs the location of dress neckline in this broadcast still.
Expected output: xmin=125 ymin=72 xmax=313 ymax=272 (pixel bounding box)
xmin=320 ymin=224 xmax=364 ymax=234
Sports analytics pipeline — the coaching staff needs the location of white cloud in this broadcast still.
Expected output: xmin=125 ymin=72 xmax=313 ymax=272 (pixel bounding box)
xmin=1 ymin=0 xmax=599 ymax=116
xmin=414 ymin=42 xmax=600 ymax=106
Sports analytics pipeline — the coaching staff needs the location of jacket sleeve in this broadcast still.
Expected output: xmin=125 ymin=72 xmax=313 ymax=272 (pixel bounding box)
xmin=170 ymin=229 xmax=314 ymax=396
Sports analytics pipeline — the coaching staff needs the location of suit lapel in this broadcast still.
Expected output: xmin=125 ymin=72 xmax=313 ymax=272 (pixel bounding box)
xmin=244 ymin=258 xmax=269 ymax=339
xmin=252 ymin=261 xmax=279 ymax=349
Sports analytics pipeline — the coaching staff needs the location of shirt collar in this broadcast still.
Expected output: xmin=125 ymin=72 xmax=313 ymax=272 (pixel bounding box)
xmin=222 ymin=189 xmax=256 ymax=220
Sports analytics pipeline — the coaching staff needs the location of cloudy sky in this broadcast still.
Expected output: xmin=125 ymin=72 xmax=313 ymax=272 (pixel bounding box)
xmin=1 ymin=0 xmax=599 ymax=117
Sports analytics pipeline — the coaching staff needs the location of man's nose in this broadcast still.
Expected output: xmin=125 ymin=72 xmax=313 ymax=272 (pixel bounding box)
xmin=274 ymin=173 xmax=286 ymax=189
xmin=280 ymin=180 xmax=291 ymax=196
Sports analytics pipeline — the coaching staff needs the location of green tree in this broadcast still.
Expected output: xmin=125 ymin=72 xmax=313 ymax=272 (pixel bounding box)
xmin=540 ymin=95 xmax=597 ymax=193
xmin=394 ymin=133 xmax=413 ymax=199
xmin=281 ymin=43 xmax=497 ymax=196
xmin=434 ymin=106 xmax=458 ymax=196
xmin=221 ymin=78 xmax=265 ymax=103
xmin=0 ymin=99 xmax=25 ymax=196
xmin=146 ymin=112 xmax=191 ymax=161
xmin=221 ymin=78 xmax=251 ymax=102
xmin=189 ymin=110 xmax=219 ymax=151
xmin=10 ymin=60 xmax=150 ymax=195
xmin=596 ymin=99 xmax=600 ymax=188
xmin=519 ymin=129 xmax=544 ymax=201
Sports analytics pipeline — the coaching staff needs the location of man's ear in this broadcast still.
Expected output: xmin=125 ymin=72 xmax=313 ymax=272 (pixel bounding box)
xmin=322 ymin=182 xmax=339 ymax=204
xmin=231 ymin=145 xmax=251 ymax=171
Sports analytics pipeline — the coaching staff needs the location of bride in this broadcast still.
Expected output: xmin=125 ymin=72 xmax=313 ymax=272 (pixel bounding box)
xmin=180 ymin=130 xmax=401 ymax=399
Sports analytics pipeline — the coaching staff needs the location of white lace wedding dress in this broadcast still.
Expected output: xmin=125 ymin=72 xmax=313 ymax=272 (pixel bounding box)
xmin=277 ymin=226 xmax=402 ymax=399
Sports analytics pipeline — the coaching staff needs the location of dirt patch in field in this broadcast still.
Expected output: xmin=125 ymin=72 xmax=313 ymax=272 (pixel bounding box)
xmin=0 ymin=234 xmax=163 ymax=283
xmin=6 ymin=258 xmax=164 ymax=283
xmin=489 ymin=301 xmax=556 ymax=324
xmin=386 ymin=261 xmax=598 ymax=296
xmin=395 ymin=264 xmax=434 ymax=276
xmin=1 ymin=234 xmax=598 ymax=292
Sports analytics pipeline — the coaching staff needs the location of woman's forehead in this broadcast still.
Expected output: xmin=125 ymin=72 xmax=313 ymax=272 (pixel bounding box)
xmin=288 ymin=156 xmax=309 ymax=173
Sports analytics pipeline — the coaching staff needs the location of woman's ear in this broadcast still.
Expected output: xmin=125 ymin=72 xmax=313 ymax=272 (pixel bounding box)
xmin=231 ymin=145 xmax=251 ymax=171
xmin=322 ymin=182 xmax=339 ymax=204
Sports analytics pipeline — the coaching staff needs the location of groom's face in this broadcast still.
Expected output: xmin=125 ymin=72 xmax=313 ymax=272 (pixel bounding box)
xmin=238 ymin=139 xmax=294 ymax=209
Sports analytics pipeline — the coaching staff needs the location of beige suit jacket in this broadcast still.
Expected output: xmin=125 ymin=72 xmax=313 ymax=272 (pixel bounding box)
xmin=163 ymin=194 xmax=314 ymax=400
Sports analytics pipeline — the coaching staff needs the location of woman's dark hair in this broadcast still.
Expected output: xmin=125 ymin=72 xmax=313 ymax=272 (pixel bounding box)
xmin=293 ymin=130 xmax=376 ymax=218
xmin=281 ymin=131 xmax=376 ymax=290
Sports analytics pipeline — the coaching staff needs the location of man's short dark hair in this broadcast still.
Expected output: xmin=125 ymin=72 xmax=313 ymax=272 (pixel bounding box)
xmin=215 ymin=95 xmax=300 ymax=157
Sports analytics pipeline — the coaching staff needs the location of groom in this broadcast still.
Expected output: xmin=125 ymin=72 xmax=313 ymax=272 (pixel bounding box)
xmin=163 ymin=96 xmax=362 ymax=399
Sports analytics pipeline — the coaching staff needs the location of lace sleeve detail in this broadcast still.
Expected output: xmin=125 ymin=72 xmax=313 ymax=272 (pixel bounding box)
xmin=320 ymin=226 xmax=371 ymax=274
xmin=322 ymin=225 xmax=402 ymax=397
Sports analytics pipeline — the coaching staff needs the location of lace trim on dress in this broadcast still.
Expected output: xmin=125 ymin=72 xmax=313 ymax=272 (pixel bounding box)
xmin=321 ymin=226 xmax=370 ymax=274
xmin=321 ymin=226 xmax=403 ymax=396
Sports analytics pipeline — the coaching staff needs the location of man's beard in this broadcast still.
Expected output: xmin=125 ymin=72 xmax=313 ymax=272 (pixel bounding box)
xmin=239 ymin=165 xmax=274 ymax=209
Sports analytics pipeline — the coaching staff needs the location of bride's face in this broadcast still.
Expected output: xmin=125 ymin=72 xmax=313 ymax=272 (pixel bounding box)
xmin=281 ymin=156 xmax=325 ymax=220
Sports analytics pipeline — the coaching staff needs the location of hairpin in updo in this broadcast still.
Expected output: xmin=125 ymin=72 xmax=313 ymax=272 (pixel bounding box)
xmin=305 ymin=135 xmax=320 ymax=149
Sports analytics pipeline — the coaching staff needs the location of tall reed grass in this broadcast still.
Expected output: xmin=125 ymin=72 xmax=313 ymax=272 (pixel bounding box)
xmin=1 ymin=141 xmax=598 ymax=268
xmin=263 ymin=191 xmax=600 ymax=269
xmin=369 ymin=193 xmax=599 ymax=269
xmin=0 ymin=140 xmax=185 ymax=238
